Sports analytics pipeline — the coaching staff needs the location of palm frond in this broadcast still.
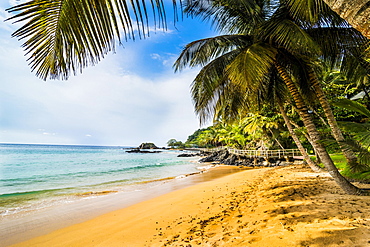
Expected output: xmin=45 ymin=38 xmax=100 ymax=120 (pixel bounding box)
xmin=174 ymin=34 xmax=254 ymax=71
xmin=190 ymin=49 xmax=241 ymax=123
xmin=183 ymin=0 xmax=269 ymax=34
xmin=307 ymin=27 xmax=368 ymax=69
xmin=333 ymin=98 xmax=370 ymax=118
xmin=341 ymin=55 xmax=370 ymax=85
xmin=226 ymin=42 xmax=277 ymax=92
xmin=7 ymin=0 xmax=179 ymax=80
xmin=259 ymin=16 xmax=321 ymax=57
xmin=282 ymin=0 xmax=348 ymax=27
xmin=213 ymin=82 xmax=250 ymax=123
xmin=323 ymin=138 xmax=370 ymax=172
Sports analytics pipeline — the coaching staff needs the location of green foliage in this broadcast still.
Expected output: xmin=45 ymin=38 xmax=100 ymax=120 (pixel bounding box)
xmin=331 ymin=153 xmax=370 ymax=182
xmin=166 ymin=139 xmax=185 ymax=149
xmin=321 ymin=69 xmax=369 ymax=122
xmin=184 ymin=110 xmax=297 ymax=150
xmin=329 ymin=98 xmax=370 ymax=172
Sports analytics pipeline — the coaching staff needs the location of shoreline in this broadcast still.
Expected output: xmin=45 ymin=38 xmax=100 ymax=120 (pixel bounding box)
xmin=1 ymin=164 xmax=246 ymax=247
xmin=5 ymin=164 xmax=370 ymax=246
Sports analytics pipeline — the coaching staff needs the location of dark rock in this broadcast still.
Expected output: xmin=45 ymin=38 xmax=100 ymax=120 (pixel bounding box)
xmin=198 ymin=151 xmax=220 ymax=162
xmin=138 ymin=143 xmax=159 ymax=149
xmin=198 ymin=149 xmax=292 ymax=168
xmin=126 ymin=149 xmax=161 ymax=153
xmin=223 ymin=154 xmax=238 ymax=166
xmin=177 ymin=153 xmax=199 ymax=157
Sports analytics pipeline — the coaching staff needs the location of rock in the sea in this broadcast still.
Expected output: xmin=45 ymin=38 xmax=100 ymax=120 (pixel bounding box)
xmin=138 ymin=143 xmax=159 ymax=149
xmin=177 ymin=153 xmax=199 ymax=157
xmin=126 ymin=148 xmax=161 ymax=153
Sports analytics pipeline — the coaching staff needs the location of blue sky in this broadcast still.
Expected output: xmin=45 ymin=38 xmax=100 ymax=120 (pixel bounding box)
xmin=0 ymin=1 xmax=216 ymax=147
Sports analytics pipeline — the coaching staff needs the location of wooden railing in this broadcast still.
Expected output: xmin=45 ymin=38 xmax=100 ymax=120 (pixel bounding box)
xmin=192 ymin=147 xmax=301 ymax=159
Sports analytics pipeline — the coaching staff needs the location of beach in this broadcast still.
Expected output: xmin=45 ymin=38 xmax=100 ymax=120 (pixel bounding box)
xmin=7 ymin=164 xmax=370 ymax=247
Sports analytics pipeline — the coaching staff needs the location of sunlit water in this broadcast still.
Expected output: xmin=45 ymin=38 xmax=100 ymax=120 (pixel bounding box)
xmin=0 ymin=143 xmax=202 ymax=217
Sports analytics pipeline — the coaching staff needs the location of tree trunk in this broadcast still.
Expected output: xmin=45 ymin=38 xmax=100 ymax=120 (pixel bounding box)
xmin=277 ymin=100 xmax=324 ymax=172
xmin=322 ymin=0 xmax=370 ymax=39
xmin=308 ymin=67 xmax=359 ymax=169
xmin=276 ymin=63 xmax=365 ymax=195
xmin=289 ymin=115 xmax=322 ymax=165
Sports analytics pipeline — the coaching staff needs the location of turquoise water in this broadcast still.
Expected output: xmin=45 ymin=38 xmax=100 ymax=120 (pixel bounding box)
xmin=0 ymin=144 xmax=201 ymax=217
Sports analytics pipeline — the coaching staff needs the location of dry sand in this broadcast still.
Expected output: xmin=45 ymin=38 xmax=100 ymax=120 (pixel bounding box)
xmin=9 ymin=165 xmax=370 ymax=247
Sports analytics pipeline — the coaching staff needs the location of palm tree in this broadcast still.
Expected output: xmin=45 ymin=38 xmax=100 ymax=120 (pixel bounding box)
xmin=6 ymin=0 xmax=181 ymax=80
xmin=197 ymin=127 xmax=221 ymax=147
xmin=282 ymin=0 xmax=369 ymax=170
xmin=276 ymin=98 xmax=324 ymax=172
xmin=241 ymin=112 xmax=282 ymax=149
xmin=175 ymin=0 xmax=368 ymax=194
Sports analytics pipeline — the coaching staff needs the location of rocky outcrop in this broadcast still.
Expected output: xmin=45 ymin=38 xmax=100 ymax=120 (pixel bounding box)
xmin=138 ymin=143 xmax=159 ymax=149
xmin=177 ymin=153 xmax=198 ymax=157
xmin=177 ymin=151 xmax=209 ymax=157
xmin=198 ymin=149 xmax=291 ymax=167
xmin=126 ymin=148 xmax=161 ymax=153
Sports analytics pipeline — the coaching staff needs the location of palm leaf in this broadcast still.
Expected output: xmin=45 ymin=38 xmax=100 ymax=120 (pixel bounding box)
xmin=306 ymin=27 xmax=368 ymax=69
xmin=174 ymin=34 xmax=254 ymax=71
xmin=7 ymin=0 xmax=179 ymax=80
xmin=226 ymin=42 xmax=277 ymax=92
xmin=282 ymin=0 xmax=347 ymax=27
xmin=183 ymin=0 xmax=269 ymax=34
xmin=323 ymin=138 xmax=370 ymax=172
xmin=190 ymin=49 xmax=241 ymax=123
xmin=333 ymin=98 xmax=370 ymax=118
xmin=258 ymin=14 xmax=321 ymax=58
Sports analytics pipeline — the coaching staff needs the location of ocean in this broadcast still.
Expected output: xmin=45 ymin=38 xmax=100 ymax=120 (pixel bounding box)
xmin=0 ymin=143 xmax=204 ymax=218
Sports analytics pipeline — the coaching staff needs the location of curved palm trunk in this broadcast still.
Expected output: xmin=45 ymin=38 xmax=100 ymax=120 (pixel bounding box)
xmin=322 ymin=0 xmax=370 ymax=39
xmin=289 ymin=109 xmax=322 ymax=165
xmin=308 ymin=67 xmax=359 ymax=169
xmin=276 ymin=63 xmax=365 ymax=195
xmin=277 ymin=100 xmax=324 ymax=172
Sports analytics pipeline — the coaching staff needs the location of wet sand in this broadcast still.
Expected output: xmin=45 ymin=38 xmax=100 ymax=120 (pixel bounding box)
xmin=6 ymin=164 xmax=370 ymax=247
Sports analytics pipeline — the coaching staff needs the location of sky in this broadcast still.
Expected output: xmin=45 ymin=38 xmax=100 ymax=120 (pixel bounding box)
xmin=0 ymin=1 xmax=217 ymax=147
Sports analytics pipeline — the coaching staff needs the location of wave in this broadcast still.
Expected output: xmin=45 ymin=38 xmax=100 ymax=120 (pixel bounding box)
xmin=0 ymin=164 xmax=178 ymax=197
xmin=0 ymin=161 xmax=176 ymax=187
xmin=0 ymin=187 xmax=65 ymax=198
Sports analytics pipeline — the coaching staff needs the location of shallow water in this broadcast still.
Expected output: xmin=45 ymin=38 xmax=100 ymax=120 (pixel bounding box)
xmin=0 ymin=143 xmax=203 ymax=218
xmin=0 ymin=143 xmax=245 ymax=247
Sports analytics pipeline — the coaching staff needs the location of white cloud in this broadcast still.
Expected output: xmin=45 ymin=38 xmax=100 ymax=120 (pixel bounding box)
xmin=151 ymin=53 xmax=161 ymax=60
xmin=0 ymin=36 xmax=201 ymax=146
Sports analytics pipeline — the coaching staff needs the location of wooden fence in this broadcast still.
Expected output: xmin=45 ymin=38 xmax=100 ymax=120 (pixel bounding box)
xmin=192 ymin=147 xmax=301 ymax=159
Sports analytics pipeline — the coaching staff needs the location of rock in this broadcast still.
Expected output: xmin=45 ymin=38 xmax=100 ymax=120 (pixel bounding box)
xmin=223 ymin=154 xmax=238 ymax=166
xmin=126 ymin=148 xmax=161 ymax=153
xmin=177 ymin=153 xmax=199 ymax=157
xmin=138 ymin=143 xmax=159 ymax=149
xmin=198 ymin=149 xmax=291 ymax=167
xmin=198 ymin=151 xmax=220 ymax=162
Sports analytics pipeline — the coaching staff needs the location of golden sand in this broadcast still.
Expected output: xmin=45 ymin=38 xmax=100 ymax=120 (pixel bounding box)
xmin=9 ymin=165 xmax=370 ymax=247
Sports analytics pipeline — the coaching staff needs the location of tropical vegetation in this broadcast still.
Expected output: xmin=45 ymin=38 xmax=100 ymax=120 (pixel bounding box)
xmin=173 ymin=0 xmax=370 ymax=194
